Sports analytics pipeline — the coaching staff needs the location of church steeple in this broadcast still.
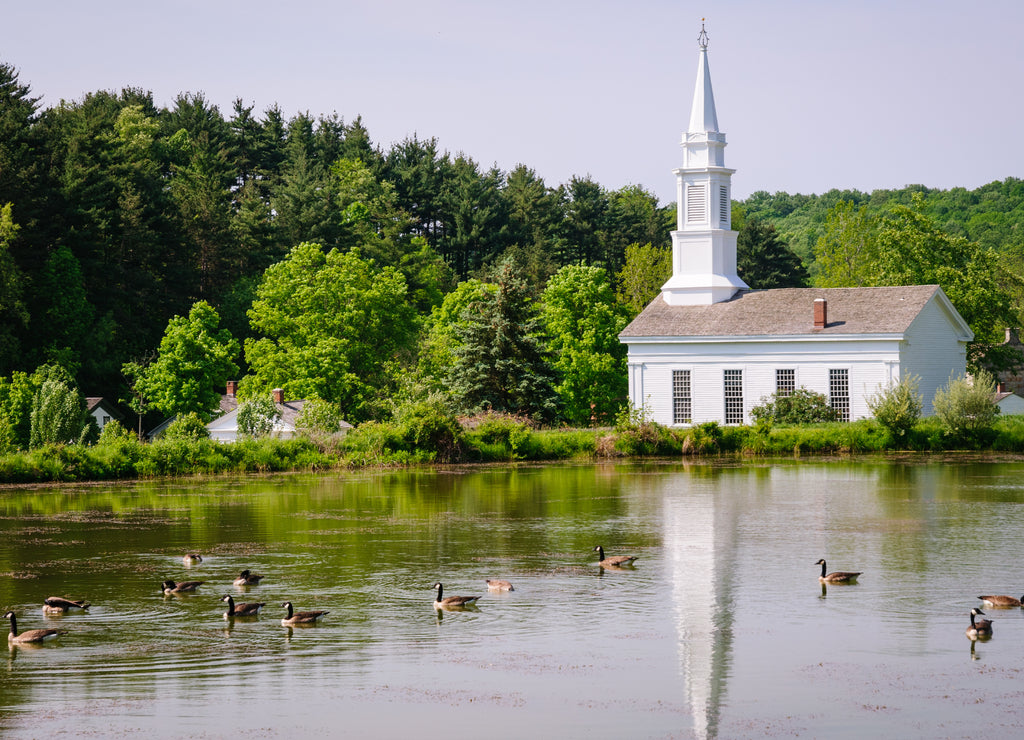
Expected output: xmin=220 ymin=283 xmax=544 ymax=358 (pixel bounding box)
xmin=660 ymin=22 xmax=748 ymax=306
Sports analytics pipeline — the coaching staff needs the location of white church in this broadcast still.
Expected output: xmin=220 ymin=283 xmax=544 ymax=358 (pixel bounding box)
xmin=619 ymin=26 xmax=973 ymax=425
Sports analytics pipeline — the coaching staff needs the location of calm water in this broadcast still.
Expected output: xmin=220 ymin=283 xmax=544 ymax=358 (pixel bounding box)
xmin=2 ymin=459 xmax=1024 ymax=739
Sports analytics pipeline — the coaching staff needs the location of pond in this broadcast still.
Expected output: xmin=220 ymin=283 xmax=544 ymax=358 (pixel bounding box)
xmin=2 ymin=459 xmax=1024 ymax=738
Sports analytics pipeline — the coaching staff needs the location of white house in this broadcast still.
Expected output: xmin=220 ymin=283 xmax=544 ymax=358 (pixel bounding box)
xmin=85 ymin=397 xmax=124 ymax=433
xmin=619 ymin=25 xmax=973 ymax=426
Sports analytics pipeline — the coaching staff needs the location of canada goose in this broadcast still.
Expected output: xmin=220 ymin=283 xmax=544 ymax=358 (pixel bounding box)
xmin=280 ymin=601 xmax=328 ymax=626
xmin=593 ymin=545 xmax=638 ymax=568
xmin=233 ymin=569 xmax=265 ymax=586
xmin=162 ymin=579 xmax=204 ymax=594
xmin=486 ymin=579 xmax=515 ymax=592
xmin=966 ymin=607 xmax=993 ymax=638
xmin=221 ymin=594 xmax=265 ymax=618
xmin=42 ymin=597 xmax=90 ymax=614
xmin=182 ymin=553 xmax=203 ymax=565
xmin=977 ymin=594 xmax=1024 ymax=608
xmin=5 ymin=611 xmax=61 ymax=644
xmin=815 ymin=559 xmax=861 ymax=583
xmin=432 ymin=582 xmax=480 ymax=609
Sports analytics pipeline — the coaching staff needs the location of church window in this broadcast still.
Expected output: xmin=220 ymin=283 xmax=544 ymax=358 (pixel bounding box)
xmin=829 ymin=369 xmax=850 ymax=421
xmin=724 ymin=369 xmax=743 ymax=424
xmin=719 ymin=185 xmax=730 ymax=227
xmin=776 ymin=369 xmax=795 ymax=397
xmin=672 ymin=370 xmax=692 ymax=424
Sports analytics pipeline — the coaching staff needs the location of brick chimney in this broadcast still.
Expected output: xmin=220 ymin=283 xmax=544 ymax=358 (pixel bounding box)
xmin=813 ymin=298 xmax=828 ymax=329
xmin=272 ymin=388 xmax=284 ymax=404
xmin=226 ymin=380 xmax=237 ymax=397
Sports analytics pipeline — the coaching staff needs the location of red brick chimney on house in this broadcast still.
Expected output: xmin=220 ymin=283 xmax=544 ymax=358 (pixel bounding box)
xmin=272 ymin=388 xmax=285 ymax=404
xmin=226 ymin=380 xmax=238 ymax=397
xmin=813 ymin=298 xmax=827 ymax=329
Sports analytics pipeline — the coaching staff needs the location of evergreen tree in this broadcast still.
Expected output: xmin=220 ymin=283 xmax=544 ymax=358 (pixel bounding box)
xmin=736 ymin=217 xmax=809 ymax=289
xmin=448 ymin=257 xmax=558 ymax=421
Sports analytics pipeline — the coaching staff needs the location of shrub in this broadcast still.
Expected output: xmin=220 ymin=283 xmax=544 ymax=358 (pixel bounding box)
xmin=751 ymin=387 xmax=841 ymax=425
xmin=933 ymin=371 xmax=1000 ymax=444
xmin=296 ymin=399 xmax=347 ymax=437
xmin=393 ymin=396 xmax=464 ymax=462
xmin=237 ymin=395 xmax=280 ymax=439
xmin=867 ymin=374 xmax=923 ymax=446
xmin=29 ymin=378 xmax=86 ymax=447
xmin=163 ymin=412 xmax=210 ymax=441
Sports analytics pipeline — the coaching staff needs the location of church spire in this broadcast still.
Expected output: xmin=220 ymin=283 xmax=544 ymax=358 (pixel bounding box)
xmin=688 ymin=22 xmax=719 ymax=134
xmin=660 ymin=21 xmax=748 ymax=306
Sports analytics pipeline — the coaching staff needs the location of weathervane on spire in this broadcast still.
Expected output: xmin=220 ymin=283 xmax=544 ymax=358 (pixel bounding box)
xmin=698 ymin=19 xmax=708 ymax=50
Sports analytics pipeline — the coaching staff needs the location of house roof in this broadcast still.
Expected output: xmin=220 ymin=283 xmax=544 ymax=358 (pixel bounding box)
xmin=620 ymin=285 xmax=970 ymax=339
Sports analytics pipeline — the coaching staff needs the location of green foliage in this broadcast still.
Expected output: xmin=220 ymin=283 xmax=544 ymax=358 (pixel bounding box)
xmin=736 ymin=218 xmax=809 ymax=289
xmin=295 ymin=398 xmax=347 ymax=437
xmin=0 ymin=202 xmax=28 ymax=371
xmin=29 ymin=376 xmax=86 ymax=447
xmin=447 ymin=257 xmax=559 ymax=422
xmin=391 ymin=395 xmax=464 ymax=462
xmin=163 ymin=412 xmax=210 ymax=441
xmin=933 ymin=371 xmax=1000 ymax=443
xmin=125 ymin=301 xmax=238 ymax=419
xmin=97 ymin=419 xmax=138 ymax=446
xmin=236 ymin=395 xmax=280 ymax=439
xmin=750 ymin=387 xmax=841 ymax=425
xmin=541 ymin=263 xmax=628 ymax=425
xmin=417 ymin=279 xmax=498 ymax=389
xmin=245 ymin=242 xmax=417 ymax=421
xmin=866 ymin=374 xmax=923 ymax=445
xmin=813 ymin=200 xmax=880 ymax=287
xmin=615 ymin=242 xmax=671 ymax=316
xmin=682 ymin=422 xmax=723 ymax=455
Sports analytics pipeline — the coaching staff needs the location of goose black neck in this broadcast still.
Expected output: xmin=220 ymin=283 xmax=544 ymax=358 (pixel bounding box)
xmin=435 ymin=584 xmax=443 ymax=601
xmin=7 ymin=613 xmax=16 ymax=636
xmin=970 ymin=611 xmax=977 ymax=627
xmin=820 ymin=560 xmax=827 ymax=578
xmin=284 ymin=602 xmax=293 ymax=619
xmin=225 ymin=596 xmax=235 ymax=614
xmin=595 ymin=547 xmax=604 ymax=561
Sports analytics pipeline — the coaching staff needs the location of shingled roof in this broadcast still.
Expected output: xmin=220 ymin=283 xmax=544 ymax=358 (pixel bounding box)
xmin=620 ymin=285 xmax=959 ymax=339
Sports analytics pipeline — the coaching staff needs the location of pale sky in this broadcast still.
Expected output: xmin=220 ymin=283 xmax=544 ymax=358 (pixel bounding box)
xmin=4 ymin=0 xmax=1021 ymax=203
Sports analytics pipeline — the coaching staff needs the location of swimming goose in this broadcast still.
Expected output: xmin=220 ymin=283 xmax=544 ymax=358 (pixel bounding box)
xmin=966 ymin=607 xmax=993 ymax=638
xmin=432 ymin=582 xmax=480 ymax=609
xmin=5 ymin=611 xmax=61 ymax=644
xmin=42 ymin=597 xmax=90 ymax=614
xmin=162 ymin=579 xmax=204 ymax=594
xmin=233 ymin=569 xmax=265 ymax=586
xmin=280 ymin=602 xmax=328 ymax=625
xmin=182 ymin=553 xmax=203 ymax=565
xmin=593 ymin=545 xmax=638 ymax=568
xmin=815 ymin=559 xmax=861 ymax=583
xmin=486 ymin=579 xmax=515 ymax=592
xmin=977 ymin=594 xmax=1024 ymax=608
xmin=221 ymin=594 xmax=265 ymax=618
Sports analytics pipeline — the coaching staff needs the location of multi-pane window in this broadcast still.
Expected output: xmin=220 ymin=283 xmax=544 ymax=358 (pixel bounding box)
xmin=724 ymin=369 xmax=743 ymax=424
xmin=829 ymin=368 xmax=850 ymax=421
xmin=672 ymin=370 xmax=692 ymax=424
xmin=776 ymin=369 xmax=795 ymax=397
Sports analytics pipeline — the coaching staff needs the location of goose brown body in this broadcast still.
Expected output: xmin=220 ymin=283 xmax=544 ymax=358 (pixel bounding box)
xmin=221 ymin=594 xmax=265 ymax=617
xmin=977 ymin=594 xmax=1024 ymax=608
xmin=234 ymin=569 xmax=265 ymax=586
xmin=42 ymin=596 xmax=90 ymax=614
xmin=432 ymin=582 xmax=480 ymax=609
xmin=486 ymin=579 xmax=514 ymax=592
xmin=162 ymin=579 xmax=204 ymax=594
xmin=593 ymin=545 xmax=638 ymax=568
xmin=280 ymin=601 xmax=328 ymax=625
xmin=182 ymin=553 xmax=203 ymax=565
xmin=966 ymin=607 xmax=993 ymax=638
xmin=5 ymin=611 xmax=61 ymax=644
xmin=815 ymin=559 xmax=861 ymax=583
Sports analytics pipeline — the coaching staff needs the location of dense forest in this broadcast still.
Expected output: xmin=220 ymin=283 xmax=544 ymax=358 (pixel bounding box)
xmin=2 ymin=61 xmax=1023 ymax=442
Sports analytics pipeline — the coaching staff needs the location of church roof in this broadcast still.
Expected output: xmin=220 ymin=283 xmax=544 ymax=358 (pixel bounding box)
xmin=620 ymin=285 xmax=967 ymax=339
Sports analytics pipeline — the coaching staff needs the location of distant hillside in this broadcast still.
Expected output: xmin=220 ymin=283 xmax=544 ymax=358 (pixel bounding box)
xmin=737 ymin=178 xmax=1024 ymax=265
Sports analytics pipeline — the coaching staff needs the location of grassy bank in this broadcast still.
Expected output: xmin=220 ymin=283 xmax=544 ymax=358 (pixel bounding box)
xmin=3 ymin=415 xmax=1024 ymax=484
